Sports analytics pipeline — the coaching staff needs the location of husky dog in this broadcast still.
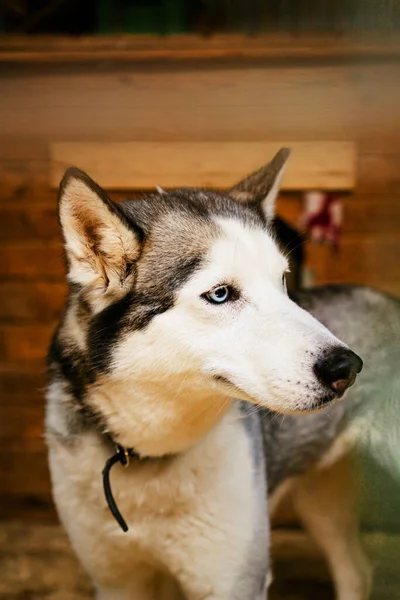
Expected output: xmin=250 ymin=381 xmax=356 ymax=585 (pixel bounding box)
xmin=46 ymin=149 xmax=363 ymax=600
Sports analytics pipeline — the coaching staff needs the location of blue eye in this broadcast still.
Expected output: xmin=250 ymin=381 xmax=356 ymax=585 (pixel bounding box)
xmin=204 ymin=285 xmax=232 ymax=304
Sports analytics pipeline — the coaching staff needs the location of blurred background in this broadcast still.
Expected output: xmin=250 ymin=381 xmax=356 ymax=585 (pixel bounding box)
xmin=1 ymin=1 xmax=400 ymax=599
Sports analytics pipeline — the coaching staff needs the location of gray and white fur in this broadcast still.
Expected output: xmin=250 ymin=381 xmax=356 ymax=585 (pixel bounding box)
xmin=45 ymin=149 xmax=393 ymax=600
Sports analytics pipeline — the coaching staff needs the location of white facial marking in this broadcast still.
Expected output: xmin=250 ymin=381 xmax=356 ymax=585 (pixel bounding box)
xmin=102 ymin=215 xmax=347 ymax=454
xmin=157 ymin=216 xmax=345 ymax=413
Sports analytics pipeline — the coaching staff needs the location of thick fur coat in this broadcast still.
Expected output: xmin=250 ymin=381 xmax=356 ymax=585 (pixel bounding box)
xmin=46 ymin=149 xmax=397 ymax=600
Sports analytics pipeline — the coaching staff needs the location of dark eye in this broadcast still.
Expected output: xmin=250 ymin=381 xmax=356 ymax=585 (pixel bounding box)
xmin=204 ymin=285 xmax=233 ymax=304
xmin=282 ymin=274 xmax=287 ymax=291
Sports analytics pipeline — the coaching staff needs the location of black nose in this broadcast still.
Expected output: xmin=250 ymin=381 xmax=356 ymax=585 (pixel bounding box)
xmin=314 ymin=347 xmax=363 ymax=395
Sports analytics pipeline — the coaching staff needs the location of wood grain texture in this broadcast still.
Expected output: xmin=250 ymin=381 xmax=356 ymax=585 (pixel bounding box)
xmin=305 ymin=234 xmax=400 ymax=296
xmin=2 ymin=64 xmax=400 ymax=144
xmin=0 ymin=324 xmax=55 ymax=363
xmin=2 ymin=34 xmax=400 ymax=64
xmin=0 ymin=203 xmax=59 ymax=241
xmin=50 ymin=141 xmax=357 ymax=191
xmin=0 ymin=404 xmax=45 ymax=448
xmin=0 ymin=366 xmax=46 ymax=398
xmin=0 ymin=50 xmax=400 ymax=520
xmin=1 ymin=449 xmax=52 ymax=497
xmin=0 ymin=282 xmax=66 ymax=321
xmin=0 ymin=243 xmax=64 ymax=280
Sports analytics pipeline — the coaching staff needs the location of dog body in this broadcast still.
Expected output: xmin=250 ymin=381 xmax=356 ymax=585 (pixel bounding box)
xmin=46 ymin=151 xmax=364 ymax=599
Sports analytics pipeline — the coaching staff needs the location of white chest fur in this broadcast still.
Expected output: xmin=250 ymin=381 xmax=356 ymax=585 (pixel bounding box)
xmin=47 ymin=403 xmax=268 ymax=599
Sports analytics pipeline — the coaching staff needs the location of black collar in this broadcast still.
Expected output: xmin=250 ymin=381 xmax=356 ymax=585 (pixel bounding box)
xmin=102 ymin=443 xmax=138 ymax=532
xmin=102 ymin=440 xmax=174 ymax=532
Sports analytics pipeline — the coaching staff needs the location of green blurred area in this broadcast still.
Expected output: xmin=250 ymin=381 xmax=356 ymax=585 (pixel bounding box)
xmin=357 ymin=451 xmax=400 ymax=598
xmin=98 ymin=0 xmax=187 ymax=34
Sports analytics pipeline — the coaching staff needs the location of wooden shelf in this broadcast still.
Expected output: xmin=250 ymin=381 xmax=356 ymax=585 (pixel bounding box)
xmin=50 ymin=141 xmax=357 ymax=191
xmin=2 ymin=34 xmax=400 ymax=65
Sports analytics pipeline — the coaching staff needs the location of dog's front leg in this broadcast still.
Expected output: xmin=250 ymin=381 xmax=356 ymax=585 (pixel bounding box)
xmin=162 ymin=513 xmax=269 ymax=600
xmin=173 ymin=565 xmax=268 ymax=600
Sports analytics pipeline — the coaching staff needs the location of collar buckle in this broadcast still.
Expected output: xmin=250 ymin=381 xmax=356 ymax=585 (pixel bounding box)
xmin=116 ymin=444 xmax=130 ymax=468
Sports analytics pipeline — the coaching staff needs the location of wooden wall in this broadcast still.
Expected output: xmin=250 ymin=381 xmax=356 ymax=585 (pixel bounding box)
xmin=1 ymin=42 xmax=400 ymax=519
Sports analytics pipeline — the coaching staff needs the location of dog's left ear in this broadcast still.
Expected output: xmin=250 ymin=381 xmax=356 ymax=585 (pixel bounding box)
xmin=229 ymin=147 xmax=291 ymax=219
xmin=58 ymin=167 xmax=143 ymax=312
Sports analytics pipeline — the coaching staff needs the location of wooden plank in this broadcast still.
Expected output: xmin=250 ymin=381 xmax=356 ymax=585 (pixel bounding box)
xmin=0 ymin=243 xmax=64 ymax=280
xmin=0 ymin=142 xmax=50 ymax=202
xmin=0 ymin=404 xmax=45 ymax=448
xmin=0 ymin=366 xmax=46 ymax=399
xmin=0 ymin=282 xmax=66 ymax=322
xmin=342 ymin=195 xmax=400 ymax=235
xmin=50 ymin=141 xmax=357 ymax=191
xmin=0 ymin=203 xmax=58 ymax=241
xmin=358 ymin=152 xmax=400 ymax=193
xmin=2 ymin=64 xmax=400 ymax=144
xmin=305 ymin=233 xmax=400 ymax=297
xmin=1 ymin=390 xmax=46 ymax=408
xmin=0 ymin=494 xmax=57 ymax=522
xmin=0 ymin=448 xmax=52 ymax=497
xmin=0 ymin=324 xmax=55 ymax=364
xmin=2 ymin=34 xmax=400 ymax=64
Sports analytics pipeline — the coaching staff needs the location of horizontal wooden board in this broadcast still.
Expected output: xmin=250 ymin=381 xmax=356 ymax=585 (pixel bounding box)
xmin=0 ymin=145 xmax=50 ymax=202
xmin=3 ymin=34 xmax=400 ymax=64
xmin=0 ymin=282 xmax=66 ymax=322
xmin=342 ymin=195 xmax=400 ymax=234
xmin=2 ymin=61 xmax=400 ymax=149
xmin=0 ymin=366 xmax=46 ymax=398
xmin=50 ymin=141 xmax=357 ymax=191
xmin=2 ymin=63 xmax=400 ymax=148
xmin=0 ymin=494 xmax=56 ymax=521
xmin=0 ymin=203 xmax=58 ymax=241
xmin=0 ymin=404 xmax=45 ymax=448
xmin=0 ymin=324 xmax=55 ymax=364
xmin=0 ymin=243 xmax=64 ymax=280
xmin=358 ymin=152 xmax=400 ymax=193
xmin=306 ymin=234 xmax=400 ymax=296
xmin=0 ymin=448 xmax=52 ymax=497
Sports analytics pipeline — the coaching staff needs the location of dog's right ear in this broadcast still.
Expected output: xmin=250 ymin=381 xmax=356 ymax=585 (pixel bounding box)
xmin=58 ymin=167 xmax=142 ymax=312
xmin=229 ymin=148 xmax=291 ymax=219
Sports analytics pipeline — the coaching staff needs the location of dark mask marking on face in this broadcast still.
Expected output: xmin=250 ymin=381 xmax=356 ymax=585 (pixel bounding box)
xmin=48 ymin=331 xmax=87 ymax=404
xmin=86 ymin=254 xmax=203 ymax=375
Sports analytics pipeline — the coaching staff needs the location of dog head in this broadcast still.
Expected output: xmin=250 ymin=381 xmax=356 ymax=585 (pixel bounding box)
xmin=53 ymin=149 xmax=362 ymax=454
